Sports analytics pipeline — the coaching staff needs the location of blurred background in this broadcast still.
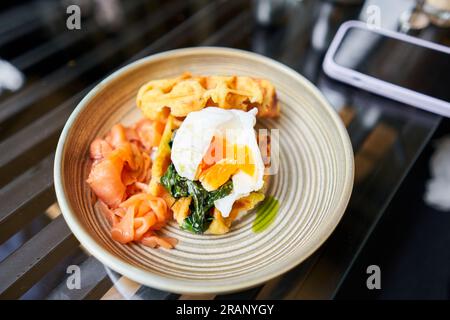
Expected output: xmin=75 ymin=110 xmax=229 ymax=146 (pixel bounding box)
xmin=0 ymin=0 xmax=449 ymax=300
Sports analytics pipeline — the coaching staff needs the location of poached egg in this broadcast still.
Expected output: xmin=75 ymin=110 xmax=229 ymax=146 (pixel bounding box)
xmin=171 ymin=107 xmax=264 ymax=217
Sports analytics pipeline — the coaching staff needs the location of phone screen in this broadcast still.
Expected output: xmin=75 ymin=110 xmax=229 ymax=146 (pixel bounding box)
xmin=333 ymin=27 xmax=450 ymax=103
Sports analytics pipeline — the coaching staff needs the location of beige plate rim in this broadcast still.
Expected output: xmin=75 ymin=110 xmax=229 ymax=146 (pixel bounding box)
xmin=54 ymin=47 xmax=354 ymax=295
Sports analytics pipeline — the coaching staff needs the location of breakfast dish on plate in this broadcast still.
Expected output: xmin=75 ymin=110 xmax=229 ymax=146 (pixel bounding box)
xmin=55 ymin=47 xmax=354 ymax=294
xmin=86 ymin=72 xmax=280 ymax=249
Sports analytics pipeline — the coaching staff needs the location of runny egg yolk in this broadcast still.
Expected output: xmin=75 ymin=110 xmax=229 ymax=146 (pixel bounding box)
xmin=197 ymin=136 xmax=255 ymax=191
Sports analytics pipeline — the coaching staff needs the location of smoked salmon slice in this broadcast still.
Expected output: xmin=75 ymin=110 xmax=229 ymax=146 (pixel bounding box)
xmin=88 ymin=120 xmax=176 ymax=248
xmin=111 ymin=206 xmax=135 ymax=244
xmin=135 ymin=119 xmax=165 ymax=150
xmin=87 ymin=152 xmax=126 ymax=208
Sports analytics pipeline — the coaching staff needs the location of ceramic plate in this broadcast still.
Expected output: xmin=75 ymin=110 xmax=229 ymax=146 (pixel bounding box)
xmin=54 ymin=47 xmax=354 ymax=294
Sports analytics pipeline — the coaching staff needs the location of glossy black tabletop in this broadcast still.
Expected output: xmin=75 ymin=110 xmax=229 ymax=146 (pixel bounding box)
xmin=0 ymin=0 xmax=447 ymax=300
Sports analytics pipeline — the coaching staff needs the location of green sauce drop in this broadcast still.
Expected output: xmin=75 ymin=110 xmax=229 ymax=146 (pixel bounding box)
xmin=252 ymin=196 xmax=279 ymax=233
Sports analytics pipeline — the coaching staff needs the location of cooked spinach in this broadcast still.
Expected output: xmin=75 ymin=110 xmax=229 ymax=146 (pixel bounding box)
xmin=160 ymin=163 xmax=233 ymax=233
xmin=183 ymin=178 xmax=233 ymax=233
xmin=205 ymin=180 xmax=233 ymax=208
xmin=160 ymin=163 xmax=189 ymax=198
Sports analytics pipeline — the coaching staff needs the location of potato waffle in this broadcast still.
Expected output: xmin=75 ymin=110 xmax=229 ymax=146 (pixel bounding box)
xmin=137 ymin=72 xmax=280 ymax=120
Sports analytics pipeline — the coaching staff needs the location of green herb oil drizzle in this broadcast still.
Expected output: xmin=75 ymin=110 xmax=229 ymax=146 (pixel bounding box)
xmin=252 ymin=196 xmax=279 ymax=233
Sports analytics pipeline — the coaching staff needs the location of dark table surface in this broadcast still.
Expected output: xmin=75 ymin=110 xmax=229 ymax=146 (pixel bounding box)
xmin=0 ymin=0 xmax=447 ymax=299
